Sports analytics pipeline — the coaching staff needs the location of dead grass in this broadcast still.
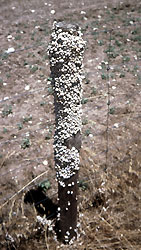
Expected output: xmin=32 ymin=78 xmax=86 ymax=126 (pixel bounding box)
xmin=0 ymin=145 xmax=140 ymax=249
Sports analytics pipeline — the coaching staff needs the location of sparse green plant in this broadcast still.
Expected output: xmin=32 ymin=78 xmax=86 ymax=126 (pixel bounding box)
xmin=91 ymin=20 xmax=99 ymax=27
xmin=2 ymin=105 xmax=12 ymax=117
xmin=43 ymin=27 xmax=49 ymax=36
xmin=91 ymin=87 xmax=97 ymax=95
xmin=15 ymin=35 xmax=21 ymax=40
xmin=109 ymin=13 xmax=116 ymax=20
xmin=40 ymin=101 xmax=47 ymax=106
xmin=36 ymin=37 xmax=42 ymax=43
xmin=31 ymin=31 xmax=36 ymax=40
xmin=23 ymin=115 xmax=32 ymax=123
xmin=137 ymin=73 xmax=141 ymax=84
xmin=101 ymin=62 xmax=107 ymax=70
xmin=48 ymin=86 xmax=53 ymax=95
xmin=103 ymin=28 xmax=108 ymax=34
xmin=79 ymin=179 xmax=89 ymax=191
xmin=1 ymin=53 xmax=9 ymax=60
xmin=3 ymin=127 xmax=8 ymax=133
xmin=109 ymin=107 xmax=115 ymax=114
xmin=82 ymin=24 xmax=89 ymax=32
xmin=45 ymin=127 xmax=53 ymax=140
xmin=131 ymin=35 xmax=141 ymax=44
xmin=47 ymin=77 xmax=52 ymax=81
xmin=24 ymin=24 xmax=28 ymax=28
xmin=81 ymin=98 xmax=88 ymax=104
xmin=115 ymin=31 xmax=124 ymax=38
xmin=110 ymin=72 xmax=115 ymax=79
xmin=43 ymin=54 xmax=48 ymax=61
xmin=92 ymin=31 xmax=99 ymax=40
xmin=45 ymin=133 xmax=52 ymax=140
xmin=82 ymin=118 xmax=88 ymax=125
xmin=84 ymin=128 xmax=91 ymax=136
xmin=30 ymin=65 xmax=38 ymax=73
xmin=0 ymin=78 xmax=3 ymax=84
xmin=130 ymin=65 xmax=139 ymax=77
xmin=122 ymin=56 xmax=130 ymax=63
xmin=27 ymin=52 xmax=32 ymax=58
xmin=101 ymin=73 xmax=109 ymax=80
xmin=85 ymin=77 xmax=90 ymax=84
xmin=39 ymin=74 xmax=44 ymax=78
xmin=131 ymin=27 xmax=140 ymax=35
xmin=115 ymin=40 xmax=122 ymax=47
xmin=98 ymin=40 xmax=104 ymax=46
xmin=104 ymin=45 xmax=119 ymax=59
xmin=120 ymin=72 xmax=125 ymax=78
xmin=16 ymin=29 xmax=21 ymax=33
xmin=21 ymin=138 xmax=30 ymax=149
xmin=23 ymin=60 xmax=28 ymax=66
xmin=6 ymin=73 xmax=11 ymax=78
xmin=133 ymin=65 xmax=139 ymax=72
xmin=17 ymin=123 xmax=23 ymax=130
xmin=123 ymin=18 xmax=135 ymax=26
xmin=38 ymin=179 xmax=51 ymax=192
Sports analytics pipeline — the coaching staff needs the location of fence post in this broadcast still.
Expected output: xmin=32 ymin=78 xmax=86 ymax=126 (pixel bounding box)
xmin=48 ymin=21 xmax=85 ymax=243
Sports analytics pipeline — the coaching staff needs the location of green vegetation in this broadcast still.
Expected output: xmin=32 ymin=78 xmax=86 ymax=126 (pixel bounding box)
xmin=45 ymin=133 xmax=52 ymax=140
xmin=104 ymin=45 xmax=119 ymax=59
xmin=23 ymin=115 xmax=32 ymax=124
xmin=79 ymin=179 xmax=89 ymax=191
xmin=84 ymin=128 xmax=91 ymax=136
xmin=120 ymin=72 xmax=125 ymax=78
xmin=122 ymin=56 xmax=130 ymax=63
xmin=45 ymin=130 xmax=53 ymax=140
xmin=137 ymin=73 xmax=141 ymax=84
xmin=15 ymin=35 xmax=21 ymax=40
xmin=0 ymin=78 xmax=3 ymax=84
xmin=98 ymin=40 xmax=104 ymax=46
xmin=30 ymin=65 xmax=38 ymax=73
xmin=38 ymin=179 xmax=51 ymax=192
xmin=2 ymin=105 xmax=12 ymax=117
xmin=115 ymin=39 xmax=122 ymax=47
xmin=1 ymin=53 xmax=9 ymax=60
xmin=47 ymin=77 xmax=52 ymax=81
xmin=101 ymin=73 xmax=108 ymax=80
xmin=40 ymin=101 xmax=47 ymax=106
xmin=6 ymin=73 xmax=11 ymax=78
xmin=109 ymin=107 xmax=115 ymax=115
xmin=81 ymin=98 xmax=88 ymax=104
xmin=3 ymin=127 xmax=8 ymax=133
xmin=47 ymin=86 xmax=54 ymax=95
xmin=17 ymin=123 xmax=23 ymax=130
xmin=91 ymin=87 xmax=97 ymax=95
xmin=21 ymin=138 xmax=30 ymax=149
xmin=82 ymin=118 xmax=88 ymax=125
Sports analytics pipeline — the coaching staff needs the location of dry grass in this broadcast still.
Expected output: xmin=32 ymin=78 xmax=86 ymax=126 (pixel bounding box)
xmin=0 ymin=145 xmax=140 ymax=249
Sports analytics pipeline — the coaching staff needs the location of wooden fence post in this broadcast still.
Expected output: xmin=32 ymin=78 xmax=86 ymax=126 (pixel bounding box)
xmin=48 ymin=21 xmax=85 ymax=243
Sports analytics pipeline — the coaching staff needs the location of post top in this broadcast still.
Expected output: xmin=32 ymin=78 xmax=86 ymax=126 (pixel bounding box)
xmin=54 ymin=21 xmax=79 ymax=32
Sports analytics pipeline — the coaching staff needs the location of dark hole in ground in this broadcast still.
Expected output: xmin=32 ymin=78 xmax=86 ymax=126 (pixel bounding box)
xmin=24 ymin=187 xmax=57 ymax=219
xmin=92 ymin=192 xmax=105 ymax=208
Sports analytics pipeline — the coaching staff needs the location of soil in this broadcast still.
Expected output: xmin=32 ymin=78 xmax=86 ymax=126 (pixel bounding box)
xmin=0 ymin=0 xmax=141 ymax=249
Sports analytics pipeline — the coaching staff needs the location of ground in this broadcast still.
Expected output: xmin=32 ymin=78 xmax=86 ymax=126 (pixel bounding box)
xmin=0 ymin=0 xmax=141 ymax=249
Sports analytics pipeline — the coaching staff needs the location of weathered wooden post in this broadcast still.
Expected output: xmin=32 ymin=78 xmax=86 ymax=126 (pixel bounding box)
xmin=48 ymin=21 xmax=85 ymax=243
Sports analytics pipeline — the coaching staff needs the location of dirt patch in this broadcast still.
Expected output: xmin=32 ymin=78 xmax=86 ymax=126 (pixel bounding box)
xmin=0 ymin=0 xmax=141 ymax=249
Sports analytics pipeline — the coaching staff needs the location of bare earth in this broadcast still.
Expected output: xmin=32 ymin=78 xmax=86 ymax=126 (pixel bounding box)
xmin=0 ymin=0 xmax=141 ymax=249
